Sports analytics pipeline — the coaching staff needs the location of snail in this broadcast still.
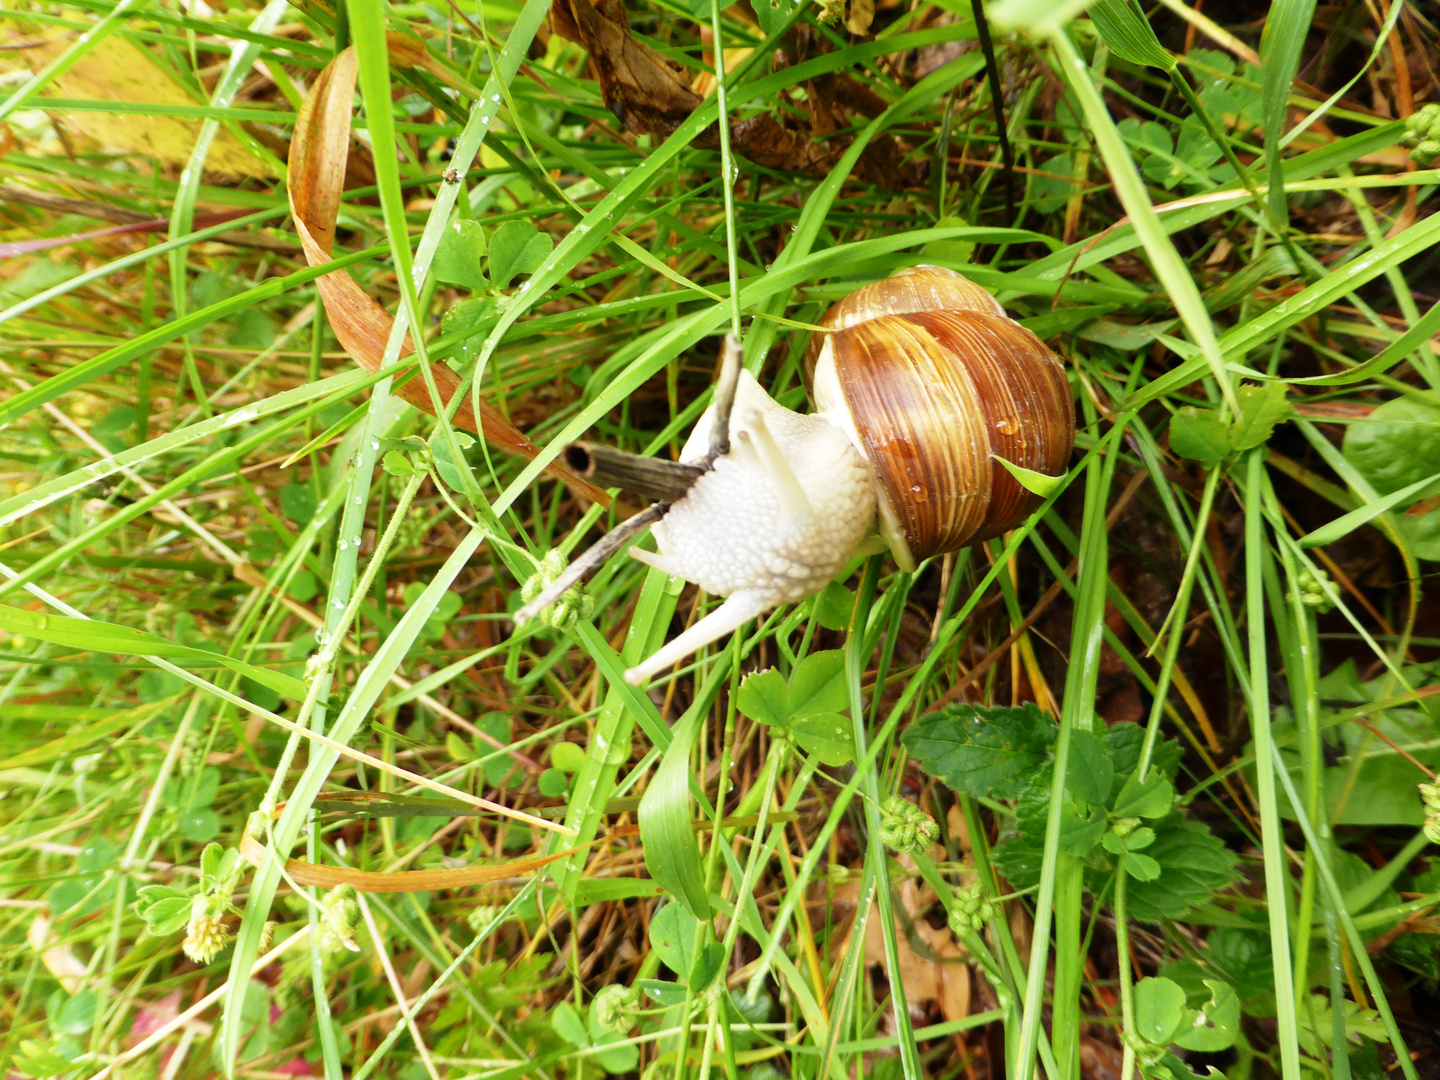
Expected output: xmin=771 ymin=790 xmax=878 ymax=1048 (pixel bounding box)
xmin=517 ymin=266 xmax=1075 ymax=685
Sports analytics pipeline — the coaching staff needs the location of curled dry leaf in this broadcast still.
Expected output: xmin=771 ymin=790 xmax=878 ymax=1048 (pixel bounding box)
xmin=549 ymin=0 xmax=922 ymax=188
xmin=288 ymin=46 xmax=608 ymax=504
xmin=238 ymin=803 xmax=594 ymax=893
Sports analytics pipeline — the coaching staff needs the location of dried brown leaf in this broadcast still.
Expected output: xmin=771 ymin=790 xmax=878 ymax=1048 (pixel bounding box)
xmin=288 ymin=46 xmax=608 ymax=503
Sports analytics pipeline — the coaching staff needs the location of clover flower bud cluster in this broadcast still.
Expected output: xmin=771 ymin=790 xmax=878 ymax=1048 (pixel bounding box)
xmin=946 ymin=883 xmax=996 ymax=937
xmin=1421 ymin=781 xmax=1440 ymax=845
xmin=316 ymin=884 xmax=362 ymax=955
xmin=467 ymin=904 xmax=501 ymax=935
xmin=1403 ymin=104 xmax=1440 ymax=166
xmin=877 ymin=795 xmax=939 ymax=856
xmin=1295 ymin=565 xmax=1335 ymax=612
xmin=183 ymin=892 xmax=233 ymax=965
xmin=592 ymin=984 xmax=642 ymax=1033
xmin=179 ymin=847 xmax=248 ymax=965
xmin=521 ymin=550 xmax=596 ymax=633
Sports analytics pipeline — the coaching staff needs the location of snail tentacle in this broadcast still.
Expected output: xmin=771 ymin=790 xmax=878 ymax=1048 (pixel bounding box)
xmin=623 ymin=591 xmax=769 ymax=685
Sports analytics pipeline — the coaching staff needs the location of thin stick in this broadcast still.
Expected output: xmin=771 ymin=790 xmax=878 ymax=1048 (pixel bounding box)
xmin=971 ymin=0 xmax=1015 ymax=223
xmin=697 ymin=333 xmax=743 ymax=468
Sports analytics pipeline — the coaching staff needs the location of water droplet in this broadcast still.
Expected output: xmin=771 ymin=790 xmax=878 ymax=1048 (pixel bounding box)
xmin=996 ymin=417 xmax=1019 ymax=436
xmin=338 ymin=539 xmax=348 ymax=550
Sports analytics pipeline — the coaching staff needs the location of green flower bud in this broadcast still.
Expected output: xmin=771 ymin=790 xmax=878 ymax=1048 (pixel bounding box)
xmin=1295 ymin=564 xmax=1335 ymax=612
xmin=316 ymin=884 xmax=362 ymax=955
xmin=1411 ymin=140 xmax=1440 ymax=166
xmin=182 ymin=893 xmax=232 ymax=964
xmin=521 ymin=550 xmax=595 ymax=633
xmin=593 ymin=983 xmax=642 ymax=1033
xmin=877 ymin=795 xmax=939 ymax=856
xmin=1421 ymin=782 xmax=1440 ymax=845
xmin=946 ymin=882 xmax=996 ymax=937
xmin=1111 ymin=816 xmax=1142 ymax=838
xmin=467 ymin=904 xmax=501 ymax=935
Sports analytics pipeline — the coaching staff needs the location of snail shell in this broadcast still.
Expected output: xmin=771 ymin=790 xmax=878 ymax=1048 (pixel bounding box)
xmin=806 ymin=266 xmax=1074 ymax=571
xmin=521 ymin=266 xmax=1075 ymax=683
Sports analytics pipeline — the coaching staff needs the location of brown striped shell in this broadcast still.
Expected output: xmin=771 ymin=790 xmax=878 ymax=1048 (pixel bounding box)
xmin=806 ymin=266 xmax=1074 ymax=572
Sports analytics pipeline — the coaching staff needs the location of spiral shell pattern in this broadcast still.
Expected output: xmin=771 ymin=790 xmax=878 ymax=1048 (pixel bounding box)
xmin=808 ymin=266 xmax=1074 ymax=570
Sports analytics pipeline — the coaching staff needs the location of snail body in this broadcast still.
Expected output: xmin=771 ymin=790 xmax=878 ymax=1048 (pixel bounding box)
xmin=525 ymin=266 xmax=1074 ymax=684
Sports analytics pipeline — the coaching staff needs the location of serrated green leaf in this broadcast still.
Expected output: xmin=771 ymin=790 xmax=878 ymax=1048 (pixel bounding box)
xmin=1169 ymin=407 xmax=1231 ymax=462
xmin=788 ymin=650 xmax=848 ymax=719
xmin=1127 ymin=817 xmax=1240 ymax=920
xmin=1229 ymin=381 xmax=1292 ymax=451
xmin=736 ymin=669 xmax=789 ymax=727
xmin=1057 ymin=805 xmax=1107 ymax=857
xmin=433 ymin=218 xmax=488 ymax=290
xmin=1134 ymin=976 xmax=1191 ymax=1045
xmin=488 ymin=220 xmax=553 ymax=290
xmin=1113 ymin=772 xmax=1174 ymax=818
xmin=1206 ymin=927 xmax=1275 ymax=1004
xmin=791 ymin=712 xmax=856 ymax=767
xmin=1106 ymin=723 xmax=1183 ymax=785
xmin=1066 ymin=729 xmax=1113 ymax=805
xmin=903 ymin=702 xmax=1057 ymax=799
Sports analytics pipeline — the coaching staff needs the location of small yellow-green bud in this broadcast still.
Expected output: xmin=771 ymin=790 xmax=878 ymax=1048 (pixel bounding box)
xmin=1295 ymin=564 xmax=1335 ymax=612
xmin=317 ymin=884 xmax=362 ymax=955
xmin=1422 ymin=782 xmax=1440 ymax=845
xmin=878 ymin=795 xmax=939 ymax=856
xmin=593 ymin=983 xmax=642 ymax=1033
xmin=521 ymin=551 xmax=596 ymax=633
xmin=467 ymin=904 xmax=501 ymax=935
xmin=946 ymin=882 xmax=996 ymax=937
xmin=182 ymin=894 xmax=231 ymax=964
xmin=1112 ymin=816 xmax=1142 ymax=838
